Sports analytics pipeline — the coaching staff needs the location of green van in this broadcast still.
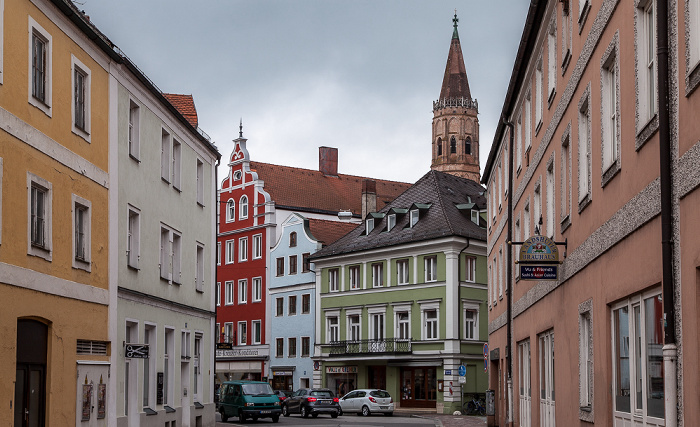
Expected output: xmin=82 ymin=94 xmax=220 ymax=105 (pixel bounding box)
xmin=218 ymin=380 xmax=281 ymax=423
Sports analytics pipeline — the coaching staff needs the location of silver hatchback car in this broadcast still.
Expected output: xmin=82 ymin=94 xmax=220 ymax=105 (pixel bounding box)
xmin=339 ymin=389 xmax=394 ymax=416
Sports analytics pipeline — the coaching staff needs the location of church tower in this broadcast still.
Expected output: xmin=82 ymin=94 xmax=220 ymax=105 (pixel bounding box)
xmin=431 ymin=13 xmax=480 ymax=182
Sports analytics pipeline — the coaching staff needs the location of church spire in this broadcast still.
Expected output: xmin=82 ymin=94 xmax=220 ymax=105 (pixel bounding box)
xmin=452 ymin=10 xmax=459 ymax=39
xmin=439 ymin=11 xmax=472 ymax=103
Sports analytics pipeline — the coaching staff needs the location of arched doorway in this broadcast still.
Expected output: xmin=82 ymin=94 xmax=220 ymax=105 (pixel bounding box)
xmin=14 ymin=319 xmax=48 ymax=427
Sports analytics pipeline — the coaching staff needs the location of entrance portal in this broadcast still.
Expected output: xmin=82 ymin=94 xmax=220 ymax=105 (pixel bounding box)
xmin=14 ymin=319 xmax=47 ymax=427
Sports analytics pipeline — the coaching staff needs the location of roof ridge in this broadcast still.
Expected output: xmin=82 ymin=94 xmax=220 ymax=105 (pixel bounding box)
xmin=430 ymin=171 xmax=457 ymax=236
xmin=250 ymin=161 xmax=411 ymax=185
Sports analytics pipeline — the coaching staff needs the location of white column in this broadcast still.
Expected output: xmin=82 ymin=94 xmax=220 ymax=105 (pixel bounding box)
xmin=445 ymin=251 xmax=459 ymax=341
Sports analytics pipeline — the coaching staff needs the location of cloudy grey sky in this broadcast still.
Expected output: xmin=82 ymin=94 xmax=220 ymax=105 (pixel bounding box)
xmin=81 ymin=0 xmax=529 ymax=184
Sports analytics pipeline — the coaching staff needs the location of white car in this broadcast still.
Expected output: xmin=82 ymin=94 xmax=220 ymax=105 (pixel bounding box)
xmin=339 ymin=389 xmax=394 ymax=416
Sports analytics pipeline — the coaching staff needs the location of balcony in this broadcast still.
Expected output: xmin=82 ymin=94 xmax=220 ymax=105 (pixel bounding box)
xmin=326 ymin=339 xmax=411 ymax=356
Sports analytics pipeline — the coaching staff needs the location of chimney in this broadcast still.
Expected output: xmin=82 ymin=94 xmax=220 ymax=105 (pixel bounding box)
xmin=362 ymin=179 xmax=377 ymax=219
xmin=319 ymin=147 xmax=338 ymax=176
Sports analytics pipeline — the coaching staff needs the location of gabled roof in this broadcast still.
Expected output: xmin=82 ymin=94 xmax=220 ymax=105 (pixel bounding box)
xmin=311 ymin=170 xmax=487 ymax=259
xmin=307 ymin=219 xmax=358 ymax=247
xmin=249 ymin=161 xmax=411 ymax=217
xmin=163 ymin=93 xmax=198 ymax=128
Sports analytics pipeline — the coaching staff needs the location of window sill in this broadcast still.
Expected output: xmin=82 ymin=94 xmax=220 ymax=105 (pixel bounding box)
xmin=547 ymin=89 xmax=556 ymax=109
xmin=28 ymin=245 xmax=52 ymax=262
xmin=578 ymin=193 xmax=592 ymax=214
xmin=127 ymin=263 xmax=140 ymax=271
xmin=129 ymin=153 xmax=141 ymax=163
xmin=635 ymin=114 xmax=658 ymax=151
xmin=72 ymin=126 xmax=91 ymax=143
xmin=560 ymin=215 xmax=571 ymax=234
xmin=578 ymin=1 xmax=591 ymax=34
xmin=29 ymin=96 xmax=52 ymax=117
xmin=161 ymin=176 xmax=170 ymax=184
xmin=686 ymin=59 xmax=700 ymax=97
xmin=72 ymin=258 xmax=91 ymax=272
xmin=535 ymin=120 xmax=543 ymax=135
xmin=601 ymin=159 xmax=620 ymax=188
xmin=561 ymin=49 xmax=572 ymax=74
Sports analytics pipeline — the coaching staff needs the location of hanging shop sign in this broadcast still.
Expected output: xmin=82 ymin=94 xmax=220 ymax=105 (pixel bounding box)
xmin=518 ymin=235 xmax=560 ymax=280
xmin=326 ymin=366 xmax=358 ymax=374
xmin=125 ymin=344 xmax=149 ymax=359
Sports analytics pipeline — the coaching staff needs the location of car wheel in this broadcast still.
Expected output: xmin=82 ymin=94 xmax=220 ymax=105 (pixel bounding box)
xmin=312 ymin=413 xmax=319 ymax=418
xmin=220 ymin=410 xmax=229 ymax=422
xmin=331 ymin=412 xmax=339 ymax=419
xmin=272 ymin=415 xmax=280 ymax=423
xmin=362 ymin=405 xmax=371 ymax=417
xmin=384 ymin=412 xmax=394 ymax=416
xmin=301 ymin=406 xmax=309 ymax=418
xmin=282 ymin=405 xmax=290 ymax=417
xmin=239 ymin=410 xmax=246 ymax=422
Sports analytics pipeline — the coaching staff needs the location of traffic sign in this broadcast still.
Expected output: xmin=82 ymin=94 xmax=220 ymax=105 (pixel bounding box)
xmin=483 ymin=343 xmax=489 ymax=358
xmin=458 ymin=365 xmax=466 ymax=376
xmin=444 ymin=369 xmax=452 ymax=375
xmin=459 ymin=376 xmax=466 ymax=384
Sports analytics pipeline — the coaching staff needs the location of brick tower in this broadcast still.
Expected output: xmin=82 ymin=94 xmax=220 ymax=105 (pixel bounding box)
xmin=431 ymin=12 xmax=480 ymax=182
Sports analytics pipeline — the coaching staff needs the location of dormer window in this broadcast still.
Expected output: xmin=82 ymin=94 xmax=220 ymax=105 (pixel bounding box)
xmin=387 ymin=214 xmax=396 ymax=231
xmin=471 ymin=210 xmax=479 ymax=225
xmin=366 ymin=218 xmax=374 ymax=234
xmin=410 ymin=210 xmax=419 ymax=228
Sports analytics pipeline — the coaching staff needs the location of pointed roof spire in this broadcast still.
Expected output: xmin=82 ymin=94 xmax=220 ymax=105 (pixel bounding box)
xmin=438 ymin=12 xmax=472 ymax=102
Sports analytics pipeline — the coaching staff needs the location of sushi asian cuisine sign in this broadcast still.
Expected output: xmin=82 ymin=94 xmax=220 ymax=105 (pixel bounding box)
xmin=518 ymin=235 xmax=560 ymax=280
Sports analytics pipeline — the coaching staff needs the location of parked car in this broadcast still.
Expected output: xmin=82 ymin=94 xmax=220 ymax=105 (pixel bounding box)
xmin=281 ymin=388 xmax=341 ymax=418
xmin=274 ymin=390 xmax=292 ymax=401
xmin=218 ymin=380 xmax=281 ymax=423
xmin=339 ymin=389 xmax=394 ymax=416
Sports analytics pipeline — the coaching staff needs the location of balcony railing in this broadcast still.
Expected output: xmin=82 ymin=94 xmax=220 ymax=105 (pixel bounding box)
xmin=326 ymin=339 xmax=411 ymax=355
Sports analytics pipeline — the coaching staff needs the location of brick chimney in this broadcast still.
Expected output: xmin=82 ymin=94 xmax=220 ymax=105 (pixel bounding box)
xmin=362 ymin=179 xmax=377 ymax=219
xmin=319 ymin=147 xmax=338 ymax=176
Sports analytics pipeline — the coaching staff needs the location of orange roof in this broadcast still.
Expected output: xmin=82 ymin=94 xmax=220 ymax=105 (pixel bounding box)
xmin=249 ymin=161 xmax=412 ymax=217
xmin=307 ymin=218 xmax=359 ymax=246
xmin=162 ymin=93 xmax=198 ymax=128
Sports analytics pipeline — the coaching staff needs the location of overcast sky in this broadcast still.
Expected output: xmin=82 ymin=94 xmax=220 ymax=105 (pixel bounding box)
xmin=81 ymin=0 xmax=530 ymax=184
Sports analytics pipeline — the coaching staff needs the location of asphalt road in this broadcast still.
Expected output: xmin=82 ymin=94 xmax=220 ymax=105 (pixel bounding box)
xmin=215 ymin=412 xmax=439 ymax=426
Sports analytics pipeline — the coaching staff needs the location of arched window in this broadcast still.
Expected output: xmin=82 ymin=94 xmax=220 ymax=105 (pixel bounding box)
xmin=226 ymin=199 xmax=235 ymax=222
xmin=289 ymin=232 xmax=297 ymax=247
xmin=239 ymin=195 xmax=248 ymax=219
xmin=450 ymin=136 xmax=457 ymax=153
xmin=465 ymin=136 xmax=472 ymax=155
xmin=437 ymin=138 xmax=443 ymax=156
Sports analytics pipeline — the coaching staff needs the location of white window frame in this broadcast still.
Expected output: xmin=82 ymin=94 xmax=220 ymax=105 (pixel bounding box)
xmin=395 ymin=307 xmax=411 ymax=341
xmin=195 ymin=242 xmax=204 ymax=292
xmin=161 ymin=128 xmax=171 ymax=182
xmin=372 ymin=262 xmax=384 ymax=287
xmin=28 ymin=16 xmax=52 ymax=116
xmin=329 ymin=268 xmax=339 ymax=292
xmin=27 ymin=172 xmax=52 ymax=260
xmin=516 ymin=113 xmax=523 ymax=173
xmin=424 ymin=255 xmax=437 ymax=282
xmin=539 ymin=330 xmax=555 ymax=423
xmin=535 ymin=57 xmax=543 ymax=131
xmin=172 ymin=138 xmax=182 ymax=190
xmin=143 ymin=324 xmax=156 ymax=408
xmin=579 ymin=307 xmax=593 ymax=409
xmin=518 ymin=339 xmax=532 ymax=427
xmin=463 ymin=302 xmax=479 ymax=340
xmin=637 ymin=0 xmax=657 ymax=129
xmin=349 ymin=265 xmax=360 ymax=290
xmin=225 ymin=239 xmax=235 ymax=264
xmin=216 ymin=282 xmax=221 ymax=306
xmin=365 ymin=218 xmax=374 ymax=234
xmin=410 ymin=210 xmax=419 ymax=227
xmin=226 ymin=199 xmax=235 ymax=222
xmin=422 ymin=304 xmax=439 ymax=341
xmin=347 ymin=311 xmax=361 ymax=342
xmin=196 ymin=158 xmax=204 ymax=206
xmin=327 ymin=315 xmax=339 ymax=343
xmin=561 ymin=130 xmax=572 ymax=224
xmin=224 ymin=322 xmax=233 ymax=344
xmin=690 ymin=0 xmax=700 ymax=73
xmin=275 ymin=338 xmax=284 ymax=358
xmin=193 ymin=333 xmax=203 ymax=402
xmin=128 ymin=99 xmax=140 ymax=160
xmin=601 ymin=37 xmax=620 ymax=174
xmin=546 ymin=159 xmax=555 ymax=237
xmin=163 ymin=328 xmax=174 ymax=404
xmin=369 ymin=308 xmax=386 ymax=343
xmin=71 ymin=55 xmax=91 ymax=141
xmin=301 ymin=336 xmax=311 ymax=357
xmin=498 ymin=247 xmax=504 ymax=298
xmin=239 ymin=195 xmax=248 ymax=219
xmin=225 ymin=281 xmax=234 ymax=305
xmin=397 ymin=259 xmax=409 ymax=285
xmin=276 ymin=297 xmax=284 ymax=316
xmin=159 ymin=224 xmax=181 ymax=284
xmin=237 ymin=321 xmax=247 ymax=346
xmin=525 ymin=89 xmax=532 ymax=151
xmin=239 ymin=237 xmax=248 ymax=262
xmin=578 ymin=86 xmax=592 ymax=205
xmin=301 ymin=294 xmax=310 ymax=314
xmin=387 ymin=214 xmax=396 ymax=231
xmin=534 ymin=182 xmax=542 ymax=233
xmin=72 ymin=194 xmax=91 ymax=271
xmin=547 ymin=16 xmax=557 ymax=103
xmin=288 ymin=295 xmax=297 ymax=316
xmin=217 ymin=242 xmax=221 ymax=266
xmin=465 ymin=255 xmax=476 ymax=282
xmin=238 ymin=279 xmax=247 ymax=304
xmin=252 ymin=320 xmax=262 ymax=345
xmin=253 ymin=234 xmax=262 ymax=259
xmin=127 ymin=205 xmax=140 ymax=269
xmin=252 ymin=277 xmax=262 ymax=302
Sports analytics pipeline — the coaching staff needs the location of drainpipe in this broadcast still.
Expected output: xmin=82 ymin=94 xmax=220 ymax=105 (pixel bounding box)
xmin=657 ymin=0 xmax=677 ymax=425
xmin=214 ymin=158 xmax=220 ymax=390
xmin=503 ymin=118 xmax=514 ymax=427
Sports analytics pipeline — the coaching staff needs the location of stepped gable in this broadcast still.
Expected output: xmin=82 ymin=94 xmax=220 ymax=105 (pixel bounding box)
xmin=249 ymin=161 xmax=411 ymax=217
xmin=311 ymin=170 xmax=486 ymax=259
xmin=162 ymin=93 xmax=198 ymax=128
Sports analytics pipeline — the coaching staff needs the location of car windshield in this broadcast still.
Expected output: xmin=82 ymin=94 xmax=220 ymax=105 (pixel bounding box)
xmin=242 ymin=383 xmax=274 ymax=395
xmin=310 ymin=390 xmax=334 ymax=398
xmin=369 ymin=390 xmax=391 ymax=398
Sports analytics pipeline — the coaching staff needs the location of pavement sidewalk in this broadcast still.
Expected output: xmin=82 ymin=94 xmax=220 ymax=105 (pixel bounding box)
xmin=409 ymin=413 xmax=486 ymax=427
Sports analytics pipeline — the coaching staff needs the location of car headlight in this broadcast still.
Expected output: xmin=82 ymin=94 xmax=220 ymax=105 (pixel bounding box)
xmin=246 ymin=402 xmax=254 ymax=407
xmin=273 ymin=401 xmax=280 ymax=406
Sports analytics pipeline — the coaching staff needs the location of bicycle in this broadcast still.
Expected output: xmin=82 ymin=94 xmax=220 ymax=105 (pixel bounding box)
xmin=462 ymin=395 xmax=486 ymax=416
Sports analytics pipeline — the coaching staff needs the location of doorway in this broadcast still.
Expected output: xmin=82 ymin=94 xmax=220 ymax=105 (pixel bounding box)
xmin=400 ymin=367 xmax=437 ymax=408
xmin=14 ymin=319 xmax=47 ymax=427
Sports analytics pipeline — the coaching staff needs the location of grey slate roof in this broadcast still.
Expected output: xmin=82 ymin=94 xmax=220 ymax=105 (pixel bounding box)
xmin=311 ymin=170 xmax=487 ymax=259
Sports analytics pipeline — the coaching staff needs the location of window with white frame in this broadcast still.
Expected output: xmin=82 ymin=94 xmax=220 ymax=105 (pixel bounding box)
xmin=366 ymin=218 xmax=374 ymax=234
xmin=372 ymin=262 xmax=384 ymax=287
xmin=159 ymin=225 xmax=181 ymax=283
xmin=225 ymin=281 xmax=234 ymax=305
xmin=492 ymin=257 xmax=498 ymax=305
xmin=217 ymin=242 xmax=221 ymax=265
xmin=253 ymin=234 xmax=262 ymax=259
xmin=239 ymin=237 xmax=248 ymax=262
xmin=28 ymin=173 xmax=52 ymax=259
xmin=224 ymin=323 xmax=233 ymax=343
xmin=252 ymin=277 xmax=262 ymax=302
xmin=637 ymin=0 xmax=657 ymax=128
xmin=161 ymin=128 xmax=171 ymax=182
xmin=498 ymin=247 xmax=504 ymax=298
xmin=498 ymin=162 xmax=503 ymax=209
xmin=423 ymin=307 xmax=439 ymax=340
xmin=410 ymin=209 xmax=419 ymax=227
xmin=301 ymin=337 xmax=310 ymax=357
xmin=579 ymin=0 xmax=590 ymax=23
xmin=516 ymin=113 xmax=523 ymax=172
xmin=601 ymin=40 xmax=619 ymax=174
xmin=578 ymin=88 xmax=591 ymax=203
xmin=691 ymin=0 xmax=700 ymax=71
xmin=463 ymin=303 xmax=479 ymax=340
xmin=29 ymin=18 xmax=52 ymax=115
xmin=72 ymin=195 xmax=91 ymax=270
xmin=534 ymin=182 xmax=542 ymax=232
xmin=465 ymin=256 xmax=476 ymax=282
xmin=561 ymin=130 xmax=572 ymax=223
xmin=128 ymin=100 xmax=140 ymax=160
xmin=276 ymin=297 xmax=284 ymax=316
xmin=329 ymin=268 xmax=339 ymax=291
xmin=215 ymin=323 xmax=220 ymax=343
xmin=488 ymin=263 xmax=493 ymax=307
xmin=397 ymin=259 xmax=409 ymax=285
xmin=536 ymin=57 xmax=543 ymax=129
xmin=396 ymin=310 xmax=410 ymax=340
xmin=471 ymin=209 xmax=480 ymax=225
xmin=252 ymin=320 xmax=261 ymax=345
xmin=239 ymin=195 xmax=248 ymax=219
xmin=127 ymin=206 xmax=140 ymax=268
xmin=327 ymin=316 xmax=339 ymax=342
xmin=288 ymin=337 xmax=297 ymax=357
xmin=196 ymin=159 xmax=204 ymax=206
xmin=226 ymin=239 xmax=235 ymax=264
xmin=237 ymin=321 xmax=247 ymax=345
xmin=226 ymin=199 xmax=235 ymax=222
xmin=525 ymin=89 xmax=532 ymax=152
xmin=347 ymin=314 xmax=361 ymax=341
xmin=72 ymin=56 xmax=90 ymax=138
xmin=171 ymin=233 xmax=182 ymax=284
xmin=425 ymin=256 xmax=437 ymax=282
xmin=163 ymin=328 xmax=174 ymax=404
xmin=518 ymin=340 xmax=532 ymax=427
xmin=369 ymin=311 xmax=386 ymax=343
xmin=193 ymin=334 xmax=202 ymax=401
xmin=562 ymin=0 xmax=573 ymax=68
xmin=289 ymin=231 xmax=297 ymax=247
xmin=387 ymin=214 xmax=396 ymax=231
xmin=143 ymin=324 xmax=155 ymax=408
xmin=546 ymin=160 xmax=555 ymax=237
xmin=548 ymin=17 xmax=557 ymax=102
xmin=289 ymin=295 xmax=297 ymax=315
xmin=172 ymin=139 xmax=181 ymax=190
xmin=302 ymin=294 xmax=310 ymax=314
xmin=289 ymin=255 xmax=297 ymax=275
xmin=276 ymin=257 xmax=284 ymax=276
xmin=514 ymin=219 xmax=521 ymax=268
xmin=238 ymin=279 xmax=247 ymax=304
xmin=275 ymin=338 xmax=284 ymax=357
xmin=539 ymin=330 xmax=555 ymax=417
xmin=349 ymin=265 xmax=360 ymax=289
xmin=216 ymin=282 xmax=221 ymax=306
xmin=579 ymin=307 xmax=593 ymax=409
xmin=195 ymin=243 xmax=204 ymax=292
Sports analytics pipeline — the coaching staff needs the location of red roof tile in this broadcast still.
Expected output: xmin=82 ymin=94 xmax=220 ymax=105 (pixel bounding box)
xmin=307 ymin=218 xmax=359 ymax=246
xmin=162 ymin=93 xmax=198 ymax=128
xmin=249 ymin=161 xmax=412 ymax=217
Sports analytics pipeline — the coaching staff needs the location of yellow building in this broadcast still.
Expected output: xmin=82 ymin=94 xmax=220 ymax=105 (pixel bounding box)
xmin=0 ymin=0 xmax=116 ymax=424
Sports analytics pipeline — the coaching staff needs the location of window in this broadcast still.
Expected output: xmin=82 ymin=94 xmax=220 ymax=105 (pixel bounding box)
xmin=548 ymin=18 xmax=556 ymax=103
xmin=196 ymin=159 xmax=204 ymax=206
xmin=72 ymin=57 xmax=90 ymax=138
xmin=546 ymin=160 xmax=555 ymax=237
xmin=410 ymin=209 xmax=419 ymax=227
xmin=252 ymin=320 xmax=261 ymax=345
xmin=637 ymin=0 xmax=657 ymax=128
xmin=224 ymin=323 xmax=233 ymax=343
xmin=195 ymin=243 xmax=204 ymax=292
xmin=276 ymin=257 xmax=284 ymax=276
xmin=329 ymin=268 xmax=339 ymax=292
xmin=172 ymin=139 xmax=181 ymax=190
xmin=28 ymin=173 xmax=52 ymax=258
xmin=516 ymin=114 xmax=523 ymax=172
xmin=161 ymin=129 xmax=171 ymax=182
xmin=579 ymin=308 xmax=593 ymax=409
xmin=348 ymin=314 xmax=361 ymax=341
xmin=535 ymin=57 xmax=543 ymax=129
xmin=424 ymin=309 xmax=438 ymax=340
xmin=534 ymin=182 xmax=542 ymax=233
xmin=164 ymin=329 xmax=174 ymax=405
xmin=578 ymin=88 xmax=591 ymax=204
xmin=524 ymin=201 xmax=531 ymax=241
xmin=498 ymin=247 xmax=504 ymax=298
xmin=387 ymin=214 xmax=396 ymax=231
xmin=691 ymin=0 xmax=700 ymax=72
xmin=327 ymin=316 xmax=339 ymax=342
xmin=396 ymin=311 xmax=410 ymax=340
xmin=288 ymin=295 xmax=297 ymax=315
xmin=143 ymin=325 xmax=155 ymax=408
xmin=498 ymin=162 xmax=503 ymax=209
xmin=601 ymin=40 xmax=619 ymax=174
xmin=237 ymin=321 xmax=247 ymax=346
xmin=518 ymin=340 xmax=532 ymax=427
xmin=465 ymin=256 xmax=476 ymax=282
xmin=239 ymin=237 xmax=248 ymax=262
xmin=29 ymin=18 xmax=52 ymax=115
xmin=171 ymin=233 xmax=182 ymax=284
xmin=465 ymin=136 xmax=472 ymax=154
xmin=450 ymin=136 xmax=457 ymax=153
xmin=194 ymin=334 xmax=202 ymax=401
xmin=226 ymin=199 xmax=235 ymax=222
xmin=349 ymin=265 xmax=360 ymax=289
xmin=561 ymin=130 xmax=572 ymax=224
xmin=127 ymin=206 xmax=140 ymax=268
xmin=425 ymin=256 xmax=437 ymax=282
xmin=159 ymin=225 xmax=181 ymax=284
xmin=253 ymin=277 xmax=262 ymax=302
xmin=492 ymin=258 xmax=497 ymax=306
xmin=464 ymin=304 xmax=479 ymax=340
xmin=289 ymin=255 xmax=297 ymax=275
xmin=276 ymin=297 xmax=284 ymax=316
xmin=525 ymin=89 xmax=532 ymax=151
xmin=233 ymin=170 xmax=242 ymax=181
xmin=365 ymin=218 xmax=374 ymax=234
xmin=225 ymin=281 xmax=234 ymax=305
xmin=539 ymin=330 xmax=555 ymax=420
xmin=72 ymin=195 xmax=91 ymax=269
xmin=288 ymin=338 xmax=297 ymax=357
xmin=226 ymin=239 xmax=235 ymax=264
xmin=289 ymin=231 xmax=297 ymax=247
xmin=253 ymin=234 xmax=262 ymax=259
xmin=216 ymin=282 xmax=221 ymax=306
xmin=302 ymin=253 xmax=311 ymax=272
xmin=302 ymin=294 xmax=310 ymax=314
xmin=372 ymin=263 xmax=384 ymax=287
xmin=216 ymin=323 xmax=220 ymax=343
xmin=238 ymin=279 xmax=247 ymax=304
xmin=128 ymin=100 xmax=140 ymax=159
xmin=239 ymin=195 xmax=248 ymax=219
xmin=562 ymin=0 xmax=573 ymax=69
xmin=397 ymin=259 xmax=409 ymax=285
xmin=301 ymin=337 xmax=310 ymax=357
xmin=370 ymin=312 xmax=385 ymax=344
xmin=276 ymin=338 xmax=284 ymax=357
